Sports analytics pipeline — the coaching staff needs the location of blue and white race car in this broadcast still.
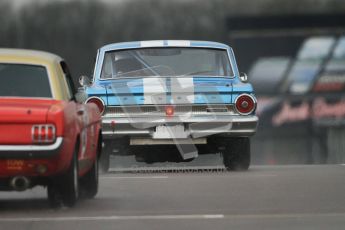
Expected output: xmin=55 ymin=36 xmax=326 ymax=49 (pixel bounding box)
xmin=81 ymin=40 xmax=258 ymax=171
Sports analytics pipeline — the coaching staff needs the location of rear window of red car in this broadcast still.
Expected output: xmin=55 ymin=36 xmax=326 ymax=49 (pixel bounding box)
xmin=0 ymin=64 xmax=52 ymax=98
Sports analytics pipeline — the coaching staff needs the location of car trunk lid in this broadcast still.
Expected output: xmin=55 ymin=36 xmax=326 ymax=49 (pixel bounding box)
xmin=0 ymin=97 xmax=57 ymax=144
xmin=104 ymin=76 xmax=233 ymax=106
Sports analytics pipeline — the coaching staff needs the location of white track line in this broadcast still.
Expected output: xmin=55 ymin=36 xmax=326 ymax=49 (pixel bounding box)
xmin=101 ymin=174 xmax=278 ymax=179
xmin=1 ymin=213 xmax=345 ymax=222
xmin=223 ymin=212 xmax=345 ymax=219
xmin=109 ymin=166 xmax=226 ymax=172
xmin=0 ymin=214 xmax=224 ymax=222
xmin=100 ymin=176 xmax=169 ymax=179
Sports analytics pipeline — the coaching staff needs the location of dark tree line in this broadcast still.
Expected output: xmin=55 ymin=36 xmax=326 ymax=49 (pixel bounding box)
xmin=0 ymin=0 xmax=227 ymax=81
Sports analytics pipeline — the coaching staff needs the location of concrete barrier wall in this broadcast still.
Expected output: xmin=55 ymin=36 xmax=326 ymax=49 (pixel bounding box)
xmin=252 ymin=126 xmax=345 ymax=165
xmin=327 ymin=127 xmax=345 ymax=164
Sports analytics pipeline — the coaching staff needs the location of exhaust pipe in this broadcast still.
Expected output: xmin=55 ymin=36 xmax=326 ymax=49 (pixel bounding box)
xmin=10 ymin=176 xmax=30 ymax=191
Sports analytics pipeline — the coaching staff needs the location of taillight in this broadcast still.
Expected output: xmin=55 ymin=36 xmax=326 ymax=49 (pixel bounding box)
xmin=235 ymin=94 xmax=256 ymax=115
xmin=86 ymin=97 xmax=105 ymax=114
xmin=32 ymin=124 xmax=56 ymax=143
xmin=165 ymin=106 xmax=175 ymax=117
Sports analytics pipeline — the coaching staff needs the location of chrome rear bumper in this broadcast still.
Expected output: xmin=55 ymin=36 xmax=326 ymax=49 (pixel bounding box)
xmin=101 ymin=115 xmax=258 ymax=139
xmin=0 ymin=137 xmax=63 ymax=159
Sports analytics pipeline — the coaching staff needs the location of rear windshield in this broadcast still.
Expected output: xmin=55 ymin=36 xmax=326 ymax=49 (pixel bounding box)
xmin=0 ymin=64 xmax=52 ymax=98
xmin=101 ymin=48 xmax=233 ymax=79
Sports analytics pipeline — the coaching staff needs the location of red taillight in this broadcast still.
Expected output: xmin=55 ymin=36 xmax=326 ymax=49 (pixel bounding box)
xmin=165 ymin=106 xmax=174 ymax=117
xmin=86 ymin=97 xmax=105 ymax=114
xmin=235 ymin=94 xmax=256 ymax=115
xmin=32 ymin=124 xmax=56 ymax=143
xmin=33 ymin=126 xmax=40 ymax=141
xmin=47 ymin=126 xmax=54 ymax=140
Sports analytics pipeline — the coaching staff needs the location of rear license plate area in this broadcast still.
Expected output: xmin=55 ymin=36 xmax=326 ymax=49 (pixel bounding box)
xmin=153 ymin=125 xmax=188 ymax=139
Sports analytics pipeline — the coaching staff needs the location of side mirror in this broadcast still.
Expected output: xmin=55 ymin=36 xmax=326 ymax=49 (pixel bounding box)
xmin=239 ymin=72 xmax=248 ymax=83
xmin=79 ymin=75 xmax=91 ymax=87
xmin=75 ymin=88 xmax=88 ymax=103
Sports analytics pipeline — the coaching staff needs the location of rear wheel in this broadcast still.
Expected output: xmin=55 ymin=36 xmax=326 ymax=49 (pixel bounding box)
xmin=61 ymin=151 xmax=79 ymax=207
xmin=100 ymin=143 xmax=110 ymax=173
xmin=80 ymin=156 xmax=99 ymax=199
xmin=222 ymin=137 xmax=250 ymax=171
xmin=47 ymin=181 xmax=62 ymax=208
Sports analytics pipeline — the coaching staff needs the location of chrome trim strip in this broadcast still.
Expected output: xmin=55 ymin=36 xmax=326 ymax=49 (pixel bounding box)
xmin=0 ymin=137 xmax=63 ymax=151
xmin=102 ymin=115 xmax=258 ymax=124
xmin=103 ymin=130 xmax=150 ymax=135
xmin=52 ymin=126 xmax=56 ymax=142
xmin=104 ymin=104 xmax=236 ymax=117
xmin=130 ymin=138 xmax=206 ymax=145
xmin=31 ymin=125 xmax=35 ymax=143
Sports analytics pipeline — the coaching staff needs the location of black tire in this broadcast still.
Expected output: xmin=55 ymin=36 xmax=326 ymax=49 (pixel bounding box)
xmin=222 ymin=137 xmax=250 ymax=171
xmin=80 ymin=156 xmax=99 ymax=199
xmin=47 ymin=181 xmax=62 ymax=208
xmin=61 ymin=150 xmax=79 ymax=207
xmin=100 ymin=145 xmax=110 ymax=173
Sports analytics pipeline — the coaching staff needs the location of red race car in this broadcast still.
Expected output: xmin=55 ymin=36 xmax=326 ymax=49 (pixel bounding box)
xmin=0 ymin=49 xmax=102 ymax=207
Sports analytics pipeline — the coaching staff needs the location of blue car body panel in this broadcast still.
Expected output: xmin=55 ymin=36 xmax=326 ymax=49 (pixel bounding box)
xmin=101 ymin=77 xmax=234 ymax=106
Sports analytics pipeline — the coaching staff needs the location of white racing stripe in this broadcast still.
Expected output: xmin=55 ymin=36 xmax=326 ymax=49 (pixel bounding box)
xmin=171 ymin=77 xmax=194 ymax=104
xmin=141 ymin=40 xmax=164 ymax=47
xmin=167 ymin=40 xmax=191 ymax=47
xmin=0 ymin=214 xmax=224 ymax=222
xmin=143 ymin=78 xmax=167 ymax=104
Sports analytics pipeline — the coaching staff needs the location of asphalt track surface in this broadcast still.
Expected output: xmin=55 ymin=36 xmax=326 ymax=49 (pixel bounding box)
xmin=0 ymin=165 xmax=345 ymax=230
